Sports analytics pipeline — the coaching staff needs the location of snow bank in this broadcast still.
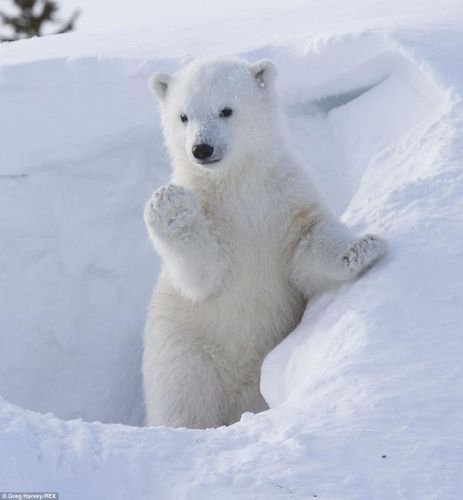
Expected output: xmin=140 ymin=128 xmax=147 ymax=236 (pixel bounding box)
xmin=1 ymin=1 xmax=462 ymax=498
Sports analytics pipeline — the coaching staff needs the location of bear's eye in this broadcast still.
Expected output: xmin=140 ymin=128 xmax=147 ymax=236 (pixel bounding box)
xmin=180 ymin=113 xmax=188 ymax=123
xmin=219 ymin=107 xmax=233 ymax=118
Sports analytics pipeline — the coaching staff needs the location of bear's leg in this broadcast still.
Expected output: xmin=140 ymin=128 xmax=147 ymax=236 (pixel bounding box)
xmin=144 ymin=184 xmax=229 ymax=301
xmin=143 ymin=330 xmax=224 ymax=429
xmin=291 ymin=219 xmax=386 ymax=293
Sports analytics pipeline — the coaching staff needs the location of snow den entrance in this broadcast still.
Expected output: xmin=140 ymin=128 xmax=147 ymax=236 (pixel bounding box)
xmin=0 ymin=33 xmax=446 ymax=427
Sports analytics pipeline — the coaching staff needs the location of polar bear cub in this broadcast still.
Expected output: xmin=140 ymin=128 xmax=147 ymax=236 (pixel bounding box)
xmin=142 ymin=58 xmax=386 ymax=429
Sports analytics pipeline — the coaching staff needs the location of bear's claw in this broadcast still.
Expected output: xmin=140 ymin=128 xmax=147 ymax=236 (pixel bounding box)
xmin=145 ymin=184 xmax=199 ymax=236
xmin=340 ymin=234 xmax=387 ymax=277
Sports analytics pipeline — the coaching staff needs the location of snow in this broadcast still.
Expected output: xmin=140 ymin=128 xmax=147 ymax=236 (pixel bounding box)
xmin=1 ymin=0 xmax=463 ymax=498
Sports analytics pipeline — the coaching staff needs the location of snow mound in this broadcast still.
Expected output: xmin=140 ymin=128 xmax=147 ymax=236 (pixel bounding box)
xmin=1 ymin=5 xmax=463 ymax=498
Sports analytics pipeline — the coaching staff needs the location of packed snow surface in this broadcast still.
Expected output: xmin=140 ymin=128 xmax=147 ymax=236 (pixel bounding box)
xmin=1 ymin=1 xmax=463 ymax=498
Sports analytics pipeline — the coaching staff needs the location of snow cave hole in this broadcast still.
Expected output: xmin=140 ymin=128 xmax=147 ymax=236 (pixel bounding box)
xmin=1 ymin=34 xmax=445 ymax=428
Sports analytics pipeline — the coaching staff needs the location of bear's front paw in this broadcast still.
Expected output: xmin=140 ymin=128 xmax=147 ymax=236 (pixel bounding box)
xmin=339 ymin=234 xmax=387 ymax=278
xmin=145 ymin=184 xmax=200 ymax=236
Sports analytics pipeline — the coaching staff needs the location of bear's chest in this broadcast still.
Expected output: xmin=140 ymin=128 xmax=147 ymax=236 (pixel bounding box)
xmin=210 ymin=184 xmax=289 ymax=264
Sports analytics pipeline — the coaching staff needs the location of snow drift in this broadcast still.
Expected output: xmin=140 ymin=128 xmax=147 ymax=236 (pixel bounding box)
xmin=0 ymin=1 xmax=462 ymax=498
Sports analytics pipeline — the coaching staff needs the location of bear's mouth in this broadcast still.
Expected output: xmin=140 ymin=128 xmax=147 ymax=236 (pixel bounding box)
xmin=196 ymin=158 xmax=222 ymax=166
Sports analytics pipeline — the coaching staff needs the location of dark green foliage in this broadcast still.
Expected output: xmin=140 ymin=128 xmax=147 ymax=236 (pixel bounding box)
xmin=0 ymin=0 xmax=80 ymax=41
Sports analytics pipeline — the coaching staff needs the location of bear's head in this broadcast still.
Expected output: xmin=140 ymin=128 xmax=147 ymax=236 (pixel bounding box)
xmin=149 ymin=58 xmax=279 ymax=174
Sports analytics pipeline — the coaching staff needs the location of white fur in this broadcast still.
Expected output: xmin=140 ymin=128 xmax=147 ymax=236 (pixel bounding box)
xmin=143 ymin=58 xmax=386 ymax=429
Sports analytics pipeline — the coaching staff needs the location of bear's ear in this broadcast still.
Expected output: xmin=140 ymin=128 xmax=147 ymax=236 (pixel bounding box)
xmin=149 ymin=73 xmax=171 ymax=101
xmin=251 ymin=59 xmax=278 ymax=88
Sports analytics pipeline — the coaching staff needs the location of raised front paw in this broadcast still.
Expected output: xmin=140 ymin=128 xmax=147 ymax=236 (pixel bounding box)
xmin=144 ymin=184 xmax=199 ymax=236
xmin=340 ymin=234 xmax=387 ymax=278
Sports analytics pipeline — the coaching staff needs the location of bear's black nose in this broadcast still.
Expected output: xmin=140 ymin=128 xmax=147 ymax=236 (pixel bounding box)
xmin=192 ymin=143 xmax=214 ymax=160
